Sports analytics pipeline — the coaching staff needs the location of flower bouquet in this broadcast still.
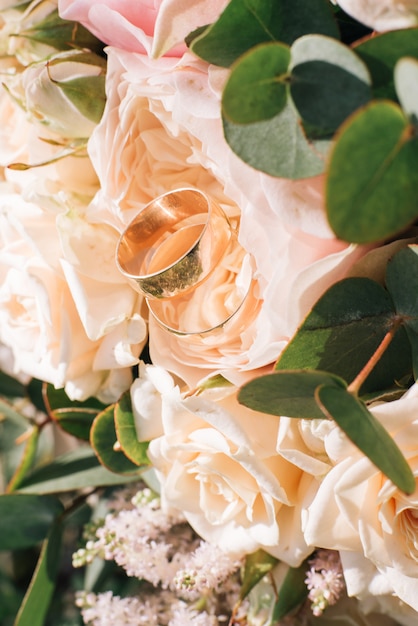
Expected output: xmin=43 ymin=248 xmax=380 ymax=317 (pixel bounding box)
xmin=2 ymin=0 xmax=418 ymax=624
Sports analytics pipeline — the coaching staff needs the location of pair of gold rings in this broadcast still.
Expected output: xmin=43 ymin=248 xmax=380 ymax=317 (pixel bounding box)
xmin=116 ymin=188 xmax=256 ymax=335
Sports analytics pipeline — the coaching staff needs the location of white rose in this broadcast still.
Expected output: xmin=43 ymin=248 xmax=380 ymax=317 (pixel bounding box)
xmin=331 ymin=0 xmax=418 ymax=31
xmin=131 ymin=363 xmax=314 ymax=564
xmin=88 ymin=46 xmax=367 ymax=386
xmin=303 ymin=384 xmax=418 ymax=613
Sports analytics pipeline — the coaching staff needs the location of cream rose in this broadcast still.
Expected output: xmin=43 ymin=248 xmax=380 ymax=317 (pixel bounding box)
xmin=0 ymin=189 xmax=147 ymax=400
xmin=131 ymin=363 xmax=314 ymax=563
xmin=302 ymin=384 xmax=418 ymax=613
xmin=0 ymin=83 xmax=148 ymax=401
xmin=88 ymin=46 xmax=367 ymax=386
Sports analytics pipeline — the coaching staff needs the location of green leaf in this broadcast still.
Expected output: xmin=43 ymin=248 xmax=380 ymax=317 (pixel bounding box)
xmin=326 ymin=100 xmax=418 ymax=244
xmin=386 ymin=245 xmax=418 ymax=378
xmin=0 ymin=371 xmax=26 ymax=399
xmin=16 ymin=447 xmax=140 ymax=494
xmin=0 ymin=494 xmax=63 ymax=550
xmin=55 ymin=75 xmax=106 ymax=125
xmin=277 ymin=277 xmax=411 ymax=394
xmin=14 ymin=521 xmax=62 ymax=626
xmin=272 ymin=558 xmax=310 ymax=621
xmin=90 ymin=406 xmax=143 ymax=476
xmin=240 ymin=549 xmax=278 ymax=600
xmin=290 ymin=35 xmax=371 ymax=132
xmin=18 ymin=8 xmax=103 ymax=54
xmin=222 ymin=42 xmax=290 ymax=124
xmin=238 ymin=370 xmax=346 ymax=418
xmin=114 ymin=392 xmax=150 ymax=467
xmin=355 ymin=28 xmax=418 ymax=100
xmin=0 ymin=400 xmax=32 ymax=488
xmin=6 ymin=425 xmax=40 ymax=493
xmin=223 ymin=98 xmax=325 ymax=179
xmin=395 ymin=56 xmax=418 ymax=121
xmin=316 ymin=385 xmax=416 ymax=494
xmin=190 ymin=0 xmax=338 ymax=67
xmin=44 ymin=384 xmax=105 ymax=441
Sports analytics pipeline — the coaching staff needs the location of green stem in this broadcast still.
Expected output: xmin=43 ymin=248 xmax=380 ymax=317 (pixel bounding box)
xmin=347 ymin=318 xmax=402 ymax=395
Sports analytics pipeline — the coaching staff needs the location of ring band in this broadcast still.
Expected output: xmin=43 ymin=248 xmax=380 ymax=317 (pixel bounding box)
xmin=116 ymin=188 xmax=232 ymax=299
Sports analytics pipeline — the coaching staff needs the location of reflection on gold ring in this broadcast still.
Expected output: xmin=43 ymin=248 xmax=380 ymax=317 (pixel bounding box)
xmin=146 ymin=242 xmax=260 ymax=336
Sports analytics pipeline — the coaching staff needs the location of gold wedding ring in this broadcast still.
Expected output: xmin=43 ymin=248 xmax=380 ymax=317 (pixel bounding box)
xmin=147 ymin=240 xmax=259 ymax=335
xmin=116 ymin=188 xmax=232 ymax=299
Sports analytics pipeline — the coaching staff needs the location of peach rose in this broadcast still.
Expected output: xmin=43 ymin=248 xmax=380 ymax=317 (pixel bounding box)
xmin=302 ymin=384 xmax=418 ymax=614
xmin=0 ymin=188 xmax=146 ymax=401
xmin=0 ymin=83 xmax=147 ymax=400
xmin=131 ymin=363 xmax=313 ymax=563
xmin=88 ymin=47 xmax=367 ymax=386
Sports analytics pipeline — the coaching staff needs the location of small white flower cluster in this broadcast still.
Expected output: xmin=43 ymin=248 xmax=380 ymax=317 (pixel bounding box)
xmin=304 ymin=550 xmax=345 ymax=617
xmin=76 ymin=592 xmax=223 ymax=626
xmin=173 ymin=541 xmax=242 ymax=600
xmin=74 ymin=487 xmax=243 ymax=626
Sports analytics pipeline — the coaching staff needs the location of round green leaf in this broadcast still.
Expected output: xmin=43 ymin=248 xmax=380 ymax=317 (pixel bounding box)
xmin=276 ymin=277 xmax=411 ymax=394
xmin=90 ymin=406 xmax=143 ymax=475
xmin=44 ymin=383 xmax=105 ymax=440
xmin=386 ymin=245 xmax=418 ymax=378
xmin=290 ymin=35 xmax=371 ymax=131
xmin=326 ymin=100 xmax=418 ymax=243
xmin=316 ymin=384 xmax=416 ymax=494
xmin=222 ymin=43 xmax=290 ymax=124
xmin=238 ymin=370 xmax=346 ymax=418
xmin=223 ymin=99 xmax=325 ymax=179
xmin=114 ymin=392 xmax=150 ymax=467
xmin=355 ymin=28 xmax=418 ymax=100
xmin=395 ymin=56 xmax=418 ymax=120
xmin=0 ymin=494 xmax=63 ymax=550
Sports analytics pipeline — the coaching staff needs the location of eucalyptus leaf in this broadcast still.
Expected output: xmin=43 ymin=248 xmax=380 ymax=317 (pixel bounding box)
xmin=240 ymin=549 xmax=279 ymax=600
xmin=238 ymin=370 xmax=346 ymax=418
xmin=326 ymin=101 xmax=418 ymax=244
xmin=114 ymin=392 xmax=150 ymax=467
xmin=190 ymin=0 xmax=338 ymax=67
xmin=16 ymin=447 xmax=140 ymax=494
xmin=0 ymin=371 xmax=26 ymax=398
xmin=13 ymin=521 xmax=62 ymax=626
xmin=222 ymin=42 xmax=290 ymax=124
xmin=90 ymin=406 xmax=144 ymax=476
xmin=394 ymin=56 xmax=418 ymax=121
xmin=223 ymin=98 xmax=325 ymax=179
xmin=290 ymin=35 xmax=371 ymax=132
xmin=44 ymin=384 xmax=105 ymax=441
xmin=0 ymin=494 xmax=63 ymax=550
xmin=386 ymin=245 xmax=418 ymax=378
xmin=355 ymin=28 xmax=418 ymax=100
xmin=272 ymin=557 xmax=310 ymax=621
xmin=315 ymin=385 xmax=416 ymax=494
xmin=276 ymin=277 xmax=411 ymax=394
